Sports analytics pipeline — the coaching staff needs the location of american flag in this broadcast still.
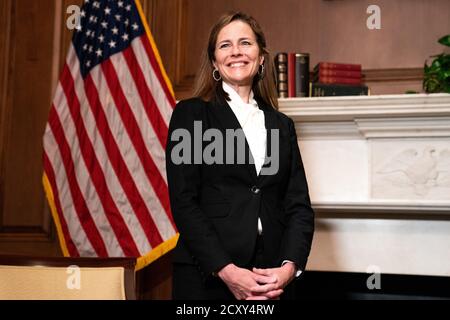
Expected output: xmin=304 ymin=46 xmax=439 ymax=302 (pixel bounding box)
xmin=43 ymin=0 xmax=178 ymax=269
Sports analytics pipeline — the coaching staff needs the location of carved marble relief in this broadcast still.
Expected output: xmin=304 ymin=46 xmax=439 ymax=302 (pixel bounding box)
xmin=372 ymin=143 xmax=450 ymax=200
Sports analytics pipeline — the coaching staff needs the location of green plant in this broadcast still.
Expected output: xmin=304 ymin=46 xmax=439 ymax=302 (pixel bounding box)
xmin=423 ymin=35 xmax=450 ymax=93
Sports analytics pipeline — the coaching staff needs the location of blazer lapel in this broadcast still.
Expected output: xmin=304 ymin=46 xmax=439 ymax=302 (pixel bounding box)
xmin=209 ymin=98 xmax=257 ymax=181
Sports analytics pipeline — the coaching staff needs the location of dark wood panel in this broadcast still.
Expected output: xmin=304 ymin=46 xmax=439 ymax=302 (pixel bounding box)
xmin=2 ymin=0 xmax=55 ymax=227
xmin=0 ymin=0 xmax=12 ymax=223
xmin=150 ymin=0 xmax=191 ymax=99
xmin=139 ymin=0 xmax=154 ymax=30
xmin=58 ymin=0 xmax=83 ymax=73
xmin=136 ymin=252 xmax=173 ymax=300
xmin=0 ymin=0 xmax=60 ymax=255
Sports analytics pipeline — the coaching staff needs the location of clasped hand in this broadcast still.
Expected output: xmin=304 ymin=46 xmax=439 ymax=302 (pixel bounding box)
xmin=217 ymin=263 xmax=296 ymax=300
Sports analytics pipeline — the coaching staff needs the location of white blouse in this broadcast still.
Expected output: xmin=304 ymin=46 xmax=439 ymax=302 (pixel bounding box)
xmin=222 ymin=82 xmax=266 ymax=236
xmin=222 ymin=82 xmax=266 ymax=176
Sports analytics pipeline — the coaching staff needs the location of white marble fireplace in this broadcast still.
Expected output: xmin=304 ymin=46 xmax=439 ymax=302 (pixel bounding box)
xmin=279 ymin=94 xmax=450 ymax=277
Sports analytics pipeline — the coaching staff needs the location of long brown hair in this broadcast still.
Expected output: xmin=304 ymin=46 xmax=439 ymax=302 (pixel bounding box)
xmin=192 ymin=12 xmax=278 ymax=109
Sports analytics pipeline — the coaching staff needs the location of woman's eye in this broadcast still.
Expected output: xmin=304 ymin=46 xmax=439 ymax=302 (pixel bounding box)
xmin=241 ymin=41 xmax=251 ymax=45
xmin=219 ymin=43 xmax=230 ymax=49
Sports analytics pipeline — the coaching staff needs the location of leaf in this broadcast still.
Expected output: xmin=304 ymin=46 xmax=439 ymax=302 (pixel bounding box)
xmin=443 ymin=82 xmax=450 ymax=93
xmin=431 ymin=59 xmax=442 ymax=69
xmin=438 ymin=34 xmax=450 ymax=47
xmin=441 ymin=54 xmax=450 ymax=66
xmin=423 ymin=41 xmax=450 ymax=92
xmin=424 ymin=76 xmax=442 ymax=93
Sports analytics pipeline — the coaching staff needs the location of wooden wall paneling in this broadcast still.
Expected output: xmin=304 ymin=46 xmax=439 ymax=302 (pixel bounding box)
xmin=58 ymin=0 xmax=83 ymax=75
xmin=148 ymin=0 xmax=192 ymax=100
xmin=171 ymin=0 xmax=450 ymax=96
xmin=173 ymin=0 xmax=192 ymax=97
xmin=50 ymin=0 xmax=62 ymax=101
xmin=0 ymin=0 xmax=13 ymax=226
xmin=0 ymin=0 xmax=60 ymax=255
xmin=136 ymin=251 xmax=173 ymax=300
xmin=139 ymin=0 xmax=154 ymax=31
xmin=183 ymin=0 xmax=229 ymax=98
xmin=0 ymin=0 xmax=18 ymax=240
xmin=364 ymin=67 xmax=424 ymax=95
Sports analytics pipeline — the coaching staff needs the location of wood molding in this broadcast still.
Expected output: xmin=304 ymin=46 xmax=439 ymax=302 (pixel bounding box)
xmin=310 ymin=68 xmax=423 ymax=83
xmin=0 ymin=0 xmax=14 ymax=226
xmin=363 ymin=67 xmax=424 ymax=82
xmin=0 ymin=227 xmax=53 ymax=242
xmin=0 ymin=0 xmax=12 ymax=140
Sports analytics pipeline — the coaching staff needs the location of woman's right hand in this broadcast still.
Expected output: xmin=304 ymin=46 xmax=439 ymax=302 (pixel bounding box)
xmin=217 ymin=263 xmax=283 ymax=300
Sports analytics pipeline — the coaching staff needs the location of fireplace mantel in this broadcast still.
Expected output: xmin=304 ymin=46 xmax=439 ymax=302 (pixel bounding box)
xmin=279 ymin=93 xmax=450 ymax=122
xmin=279 ymin=94 xmax=450 ymax=277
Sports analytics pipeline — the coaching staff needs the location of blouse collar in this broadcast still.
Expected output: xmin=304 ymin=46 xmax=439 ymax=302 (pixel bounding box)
xmin=222 ymin=81 xmax=258 ymax=109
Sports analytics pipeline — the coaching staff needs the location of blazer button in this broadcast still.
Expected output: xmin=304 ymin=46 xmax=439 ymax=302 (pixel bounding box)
xmin=250 ymin=186 xmax=261 ymax=194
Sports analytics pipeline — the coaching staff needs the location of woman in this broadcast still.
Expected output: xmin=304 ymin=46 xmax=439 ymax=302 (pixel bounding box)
xmin=166 ymin=12 xmax=314 ymax=300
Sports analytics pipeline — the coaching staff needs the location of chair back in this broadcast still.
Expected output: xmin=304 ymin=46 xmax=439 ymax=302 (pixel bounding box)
xmin=0 ymin=255 xmax=136 ymax=300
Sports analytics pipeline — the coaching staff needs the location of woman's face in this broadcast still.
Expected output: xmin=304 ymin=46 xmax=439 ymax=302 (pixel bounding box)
xmin=213 ymin=20 xmax=264 ymax=88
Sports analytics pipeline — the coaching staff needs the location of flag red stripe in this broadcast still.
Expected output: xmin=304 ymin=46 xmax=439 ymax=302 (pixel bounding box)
xmin=47 ymin=106 xmax=108 ymax=257
xmin=122 ymin=46 xmax=168 ymax=148
xmin=101 ymin=60 xmax=176 ymax=229
xmin=139 ymin=36 xmax=176 ymax=108
xmin=59 ymin=64 xmax=141 ymax=256
xmin=84 ymin=73 xmax=165 ymax=247
xmin=43 ymin=151 xmax=80 ymax=257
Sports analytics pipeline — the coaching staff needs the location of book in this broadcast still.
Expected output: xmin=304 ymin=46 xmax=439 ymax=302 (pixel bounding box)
xmin=287 ymin=53 xmax=296 ymax=97
xmin=313 ymin=62 xmax=362 ymax=72
xmin=314 ymin=69 xmax=361 ymax=79
xmin=313 ymin=76 xmax=362 ymax=85
xmin=310 ymin=83 xmax=369 ymax=97
xmin=295 ymin=53 xmax=310 ymax=97
xmin=274 ymin=53 xmax=288 ymax=98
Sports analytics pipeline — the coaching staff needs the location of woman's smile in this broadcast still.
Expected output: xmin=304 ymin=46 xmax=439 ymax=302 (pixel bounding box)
xmin=213 ymin=20 xmax=263 ymax=88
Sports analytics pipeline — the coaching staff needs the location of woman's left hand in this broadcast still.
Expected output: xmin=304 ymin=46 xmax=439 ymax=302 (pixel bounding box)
xmin=247 ymin=263 xmax=296 ymax=300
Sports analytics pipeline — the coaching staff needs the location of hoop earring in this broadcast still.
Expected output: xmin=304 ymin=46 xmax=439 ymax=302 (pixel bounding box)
xmin=258 ymin=64 xmax=265 ymax=79
xmin=212 ymin=69 xmax=221 ymax=81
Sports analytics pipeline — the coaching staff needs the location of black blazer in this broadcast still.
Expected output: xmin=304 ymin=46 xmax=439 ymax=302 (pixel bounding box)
xmin=166 ymin=96 xmax=314 ymax=279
